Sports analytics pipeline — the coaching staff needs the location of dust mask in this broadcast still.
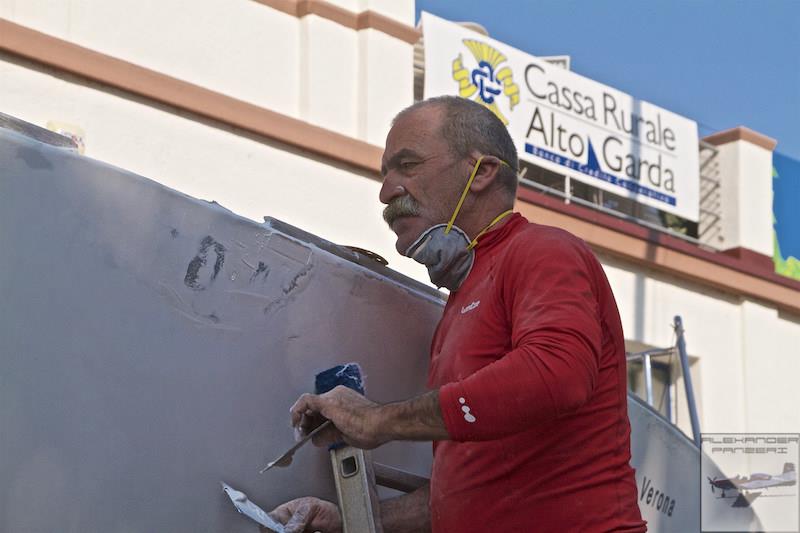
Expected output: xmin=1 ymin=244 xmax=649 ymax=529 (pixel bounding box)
xmin=404 ymin=156 xmax=513 ymax=291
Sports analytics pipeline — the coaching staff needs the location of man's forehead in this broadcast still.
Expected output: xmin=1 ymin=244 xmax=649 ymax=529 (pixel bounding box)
xmin=383 ymin=106 xmax=444 ymax=160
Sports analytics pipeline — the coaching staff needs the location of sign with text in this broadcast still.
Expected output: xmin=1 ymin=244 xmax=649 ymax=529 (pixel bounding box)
xmin=422 ymin=12 xmax=700 ymax=221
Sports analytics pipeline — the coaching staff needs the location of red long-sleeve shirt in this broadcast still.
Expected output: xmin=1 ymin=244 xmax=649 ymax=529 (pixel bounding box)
xmin=428 ymin=213 xmax=646 ymax=532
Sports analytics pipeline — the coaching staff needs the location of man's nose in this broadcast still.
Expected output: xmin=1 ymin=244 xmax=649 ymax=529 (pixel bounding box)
xmin=379 ymin=176 xmax=406 ymax=205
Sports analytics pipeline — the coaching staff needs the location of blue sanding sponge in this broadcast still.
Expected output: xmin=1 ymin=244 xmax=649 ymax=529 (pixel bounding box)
xmin=315 ymin=363 xmax=365 ymax=395
xmin=314 ymin=363 xmax=364 ymax=451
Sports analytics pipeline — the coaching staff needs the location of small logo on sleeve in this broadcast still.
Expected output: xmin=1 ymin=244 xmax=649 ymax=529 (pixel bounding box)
xmin=459 ymin=397 xmax=477 ymax=423
xmin=460 ymin=300 xmax=480 ymax=314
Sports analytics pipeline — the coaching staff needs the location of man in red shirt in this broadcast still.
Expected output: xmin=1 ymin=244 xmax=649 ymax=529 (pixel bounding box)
xmin=269 ymin=96 xmax=646 ymax=532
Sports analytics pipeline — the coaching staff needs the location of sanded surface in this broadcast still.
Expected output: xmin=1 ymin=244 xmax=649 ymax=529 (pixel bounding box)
xmin=0 ymin=128 xmax=441 ymax=532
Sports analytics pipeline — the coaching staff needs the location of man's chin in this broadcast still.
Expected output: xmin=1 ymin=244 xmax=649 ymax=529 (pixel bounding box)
xmin=390 ymin=219 xmax=425 ymax=255
xmin=395 ymin=238 xmax=411 ymax=256
xmin=391 ymin=227 xmax=412 ymax=255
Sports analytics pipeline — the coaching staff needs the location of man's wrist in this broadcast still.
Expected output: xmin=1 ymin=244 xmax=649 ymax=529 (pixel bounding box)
xmin=372 ymin=390 xmax=449 ymax=442
xmin=372 ymin=401 xmax=400 ymax=442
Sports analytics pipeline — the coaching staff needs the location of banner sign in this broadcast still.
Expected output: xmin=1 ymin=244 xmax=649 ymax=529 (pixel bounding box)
xmin=422 ymin=13 xmax=700 ymax=221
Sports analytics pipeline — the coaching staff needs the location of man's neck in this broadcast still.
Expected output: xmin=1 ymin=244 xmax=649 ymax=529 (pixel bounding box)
xmin=460 ymin=204 xmax=515 ymax=242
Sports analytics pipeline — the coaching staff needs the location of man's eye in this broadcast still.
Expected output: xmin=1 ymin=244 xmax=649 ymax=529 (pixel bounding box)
xmin=400 ymin=161 xmax=419 ymax=170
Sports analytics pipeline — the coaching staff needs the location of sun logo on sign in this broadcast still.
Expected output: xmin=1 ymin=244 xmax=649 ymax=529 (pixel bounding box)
xmin=452 ymin=39 xmax=520 ymax=125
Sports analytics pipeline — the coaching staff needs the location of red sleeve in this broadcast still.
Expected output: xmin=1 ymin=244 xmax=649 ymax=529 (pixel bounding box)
xmin=439 ymin=232 xmax=601 ymax=441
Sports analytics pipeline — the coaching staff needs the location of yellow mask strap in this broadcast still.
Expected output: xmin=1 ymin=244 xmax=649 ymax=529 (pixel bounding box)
xmin=467 ymin=209 xmax=514 ymax=250
xmin=445 ymin=156 xmax=484 ymax=235
xmin=445 ymin=156 xmax=511 ymax=235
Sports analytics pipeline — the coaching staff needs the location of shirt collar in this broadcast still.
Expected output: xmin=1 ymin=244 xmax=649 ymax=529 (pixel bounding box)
xmin=473 ymin=212 xmax=526 ymax=253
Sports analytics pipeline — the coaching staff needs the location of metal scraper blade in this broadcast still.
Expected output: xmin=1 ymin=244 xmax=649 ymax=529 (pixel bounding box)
xmin=221 ymin=481 xmax=285 ymax=532
xmin=259 ymin=420 xmax=332 ymax=474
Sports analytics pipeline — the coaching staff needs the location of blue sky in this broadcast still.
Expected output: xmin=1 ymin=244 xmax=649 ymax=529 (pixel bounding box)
xmin=416 ymin=0 xmax=800 ymax=160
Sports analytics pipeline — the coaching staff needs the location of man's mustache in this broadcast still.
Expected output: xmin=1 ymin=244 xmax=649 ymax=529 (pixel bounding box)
xmin=382 ymin=195 xmax=421 ymax=226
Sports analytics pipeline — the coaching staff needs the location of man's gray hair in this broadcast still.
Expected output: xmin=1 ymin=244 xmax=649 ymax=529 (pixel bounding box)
xmin=394 ymin=96 xmax=519 ymax=198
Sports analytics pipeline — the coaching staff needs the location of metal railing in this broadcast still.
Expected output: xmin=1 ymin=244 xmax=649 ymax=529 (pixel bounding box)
xmin=519 ymin=173 xmax=718 ymax=251
xmin=626 ymin=315 xmax=701 ymax=447
xmin=697 ymin=140 xmax=722 ymax=248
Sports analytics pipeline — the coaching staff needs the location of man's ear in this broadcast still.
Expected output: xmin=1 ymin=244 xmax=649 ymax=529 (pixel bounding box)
xmin=468 ymin=154 xmax=505 ymax=193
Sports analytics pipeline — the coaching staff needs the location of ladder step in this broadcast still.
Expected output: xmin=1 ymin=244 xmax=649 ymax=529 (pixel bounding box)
xmin=373 ymin=462 xmax=429 ymax=493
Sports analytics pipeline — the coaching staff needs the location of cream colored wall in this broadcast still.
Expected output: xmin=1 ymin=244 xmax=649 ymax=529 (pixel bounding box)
xmin=298 ymin=13 xmax=413 ymax=143
xmin=322 ymin=0 xmax=415 ymax=25
xmin=740 ymin=302 xmax=800 ymax=432
xmin=0 ymin=0 xmax=302 ymax=116
xmin=368 ymin=0 xmax=415 ymax=25
xmin=601 ymin=253 xmax=800 ymax=437
xmin=300 ymin=14 xmax=359 ymax=135
xmin=715 ymin=139 xmax=775 ymax=256
xmin=358 ymin=28 xmax=414 ymax=145
xmin=0 ymin=0 xmax=414 ymax=144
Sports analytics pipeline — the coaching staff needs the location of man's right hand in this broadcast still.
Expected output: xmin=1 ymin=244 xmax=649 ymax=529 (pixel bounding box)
xmin=266 ymin=497 xmax=342 ymax=533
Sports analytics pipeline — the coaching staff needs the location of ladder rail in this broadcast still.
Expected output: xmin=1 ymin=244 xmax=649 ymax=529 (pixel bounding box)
xmin=330 ymin=446 xmax=384 ymax=533
xmin=330 ymin=452 xmax=431 ymax=532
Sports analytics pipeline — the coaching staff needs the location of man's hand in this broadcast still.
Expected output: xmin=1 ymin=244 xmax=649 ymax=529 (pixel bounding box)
xmin=290 ymin=387 xmax=449 ymax=449
xmin=266 ymin=497 xmax=342 ymax=533
xmin=290 ymin=385 xmax=387 ymax=449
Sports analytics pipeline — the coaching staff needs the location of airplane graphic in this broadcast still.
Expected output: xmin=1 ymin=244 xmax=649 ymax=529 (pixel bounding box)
xmin=708 ymin=463 xmax=796 ymax=508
